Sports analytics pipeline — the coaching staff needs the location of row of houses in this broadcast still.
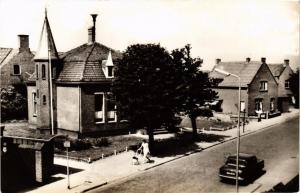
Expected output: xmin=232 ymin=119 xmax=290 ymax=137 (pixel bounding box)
xmin=0 ymin=13 xmax=296 ymax=137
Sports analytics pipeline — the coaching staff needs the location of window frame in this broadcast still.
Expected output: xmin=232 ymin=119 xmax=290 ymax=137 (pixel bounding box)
xmin=36 ymin=64 xmax=39 ymax=79
xmin=13 ymin=64 xmax=21 ymax=75
xmin=42 ymin=64 xmax=46 ymax=80
xmin=240 ymin=101 xmax=246 ymax=112
xmin=106 ymin=92 xmax=117 ymax=123
xmin=259 ymin=81 xmax=268 ymax=91
xmin=42 ymin=95 xmax=47 ymax=105
xmin=270 ymin=98 xmax=275 ymax=112
xmin=33 ymin=92 xmax=37 ymax=117
xmin=255 ymin=98 xmax=263 ymax=112
xmin=284 ymin=80 xmax=290 ymax=89
xmin=107 ymin=66 xmax=114 ymax=78
xmin=94 ymin=92 xmax=105 ymax=124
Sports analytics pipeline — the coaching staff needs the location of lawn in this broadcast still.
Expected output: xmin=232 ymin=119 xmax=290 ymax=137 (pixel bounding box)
xmin=55 ymin=135 xmax=143 ymax=162
xmin=179 ymin=116 xmax=234 ymax=130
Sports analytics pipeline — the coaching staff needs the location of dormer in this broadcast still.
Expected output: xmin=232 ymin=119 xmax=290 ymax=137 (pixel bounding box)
xmin=102 ymin=50 xmax=114 ymax=78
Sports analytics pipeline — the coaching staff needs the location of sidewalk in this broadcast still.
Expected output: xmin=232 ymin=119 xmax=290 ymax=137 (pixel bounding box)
xmin=27 ymin=109 xmax=299 ymax=193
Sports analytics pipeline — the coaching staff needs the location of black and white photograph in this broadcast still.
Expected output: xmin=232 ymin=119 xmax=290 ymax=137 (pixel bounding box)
xmin=0 ymin=0 xmax=299 ymax=192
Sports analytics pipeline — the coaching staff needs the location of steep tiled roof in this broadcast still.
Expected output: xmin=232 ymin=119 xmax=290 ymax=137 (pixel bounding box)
xmin=0 ymin=48 xmax=19 ymax=70
xmin=57 ymin=42 xmax=122 ymax=83
xmin=268 ymin=64 xmax=285 ymax=77
xmin=210 ymin=61 xmax=262 ymax=87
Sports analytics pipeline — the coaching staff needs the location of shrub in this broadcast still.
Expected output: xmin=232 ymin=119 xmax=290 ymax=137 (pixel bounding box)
xmin=89 ymin=137 xmax=110 ymax=147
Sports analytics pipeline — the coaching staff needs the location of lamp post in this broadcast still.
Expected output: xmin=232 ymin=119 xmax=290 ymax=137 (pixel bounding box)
xmin=215 ymin=68 xmax=241 ymax=193
xmin=64 ymin=140 xmax=71 ymax=189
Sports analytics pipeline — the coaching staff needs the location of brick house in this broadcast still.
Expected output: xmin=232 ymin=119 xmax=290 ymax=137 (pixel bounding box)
xmin=210 ymin=57 xmax=279 ymax=117
xmin=0 ymin=35 xmax=35 ymax=90
xmin=268 ymin=59 xmax=294 ymax=112
xmin=27 ymin=13 xmax=124 ymax=138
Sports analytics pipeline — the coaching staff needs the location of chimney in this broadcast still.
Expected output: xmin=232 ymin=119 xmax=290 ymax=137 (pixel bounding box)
xmin=261 ymin=57 xmax=266 ymax=64
xmin=216 ymin=58 xmax=221 ymax=64
xmin=283 ymin=59 xmax=289 ymax=67
xmin=246 ymin=57 xmax=251 ymax=63
xmin=88 ymin=14 xmax=98 ymax=44
xmin=18 ymin=34 xmax=29 ymax=52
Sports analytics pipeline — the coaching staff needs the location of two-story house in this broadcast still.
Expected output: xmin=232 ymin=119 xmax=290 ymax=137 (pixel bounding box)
xmin=210 ymin=57 xmax=279 ymax=117
xmin=0 ymin=35 xmax=35 ymax=92
xmin=268 ymin=59 xmax=294 ymax=112
xmin=26 ymin=13 xmax=124 ymax=138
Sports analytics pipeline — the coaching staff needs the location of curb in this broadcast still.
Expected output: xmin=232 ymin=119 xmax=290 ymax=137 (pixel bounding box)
xmin=80 ymin=182 xmax=108 ymax=193
xmin=80 ymin=112 xmax=299 ymax=192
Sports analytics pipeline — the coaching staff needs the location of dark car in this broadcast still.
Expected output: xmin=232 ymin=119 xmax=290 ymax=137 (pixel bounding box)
xmin=219 ymin=153 xmax=264 ymax=183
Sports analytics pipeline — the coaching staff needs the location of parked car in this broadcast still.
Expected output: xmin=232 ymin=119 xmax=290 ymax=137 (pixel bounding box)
xmin=219 ymin=153 xmax=264 ymax=183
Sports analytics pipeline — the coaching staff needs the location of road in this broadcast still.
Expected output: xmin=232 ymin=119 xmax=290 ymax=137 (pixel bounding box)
xmin=89 ymin=117 xmax=299 ymax=193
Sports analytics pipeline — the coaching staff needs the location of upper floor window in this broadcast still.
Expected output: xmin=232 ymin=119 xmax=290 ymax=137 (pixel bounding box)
xmin=42 ymin=95 xmax=47 ymax=105
xmin=285 ymin=80 xmax=290 ymax=88
xmin=95 ymin=93 xmax=104 ymax=123
xmin=260 ymin=81 xmax=268 ymax=91
xmin=107 ymin=66 xmax=114 ymax=78
xmin=13 ymin=64 xmax=21 ymax=75
xmin=36 ymin=64 xmax=39 ymax=79
xmin=42 ymin=64 xmax=46 ymax=79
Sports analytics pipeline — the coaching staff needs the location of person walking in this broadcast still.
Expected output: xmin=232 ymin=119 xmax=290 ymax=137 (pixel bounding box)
xmin=137 ymin=139 xmax=151 ymax=163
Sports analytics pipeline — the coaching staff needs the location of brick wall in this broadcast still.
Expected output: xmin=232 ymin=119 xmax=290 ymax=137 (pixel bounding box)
xmin=248 ymin=63 xmax=278 ymax=115
xmin=213 ymin=87 xmax=248 ymax=115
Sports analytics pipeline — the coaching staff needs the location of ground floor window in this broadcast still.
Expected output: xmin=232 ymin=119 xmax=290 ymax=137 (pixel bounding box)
xmin=95 ymin=93 xmax=104 ymax=123
xmin=107 ymin=93 xmax=117 ymax=122
xmin=255 ymin=98 xmax=263 ymax=113
xmin=33 ymin=92 xmax=37 ymax=116
xmin=270 ymin=98 xmax=275 ymax=112
xmin=240 ymin=101 xmax=245 ymax=112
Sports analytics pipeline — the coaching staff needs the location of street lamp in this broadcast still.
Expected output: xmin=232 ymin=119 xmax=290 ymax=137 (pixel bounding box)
xmin=64 ymin=140 xmax=71 ymax=189
xmin=215 ymin=68 xmax=241 ymax=193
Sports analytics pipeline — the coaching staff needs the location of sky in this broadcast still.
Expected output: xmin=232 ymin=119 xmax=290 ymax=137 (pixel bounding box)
xmin=0 ymin=0 xmax=299 ymax=70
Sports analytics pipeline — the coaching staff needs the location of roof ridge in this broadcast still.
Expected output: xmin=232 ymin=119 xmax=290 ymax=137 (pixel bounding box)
xmin=81 ymin=43 xmax=96 ymax=80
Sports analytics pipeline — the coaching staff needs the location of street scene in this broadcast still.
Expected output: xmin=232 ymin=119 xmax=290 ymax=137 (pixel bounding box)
xmin=0 ymin=0 xmax=299 ymax=193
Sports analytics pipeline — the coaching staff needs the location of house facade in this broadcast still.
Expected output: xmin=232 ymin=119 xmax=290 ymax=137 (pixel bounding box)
xmin=0 ymin=35 xmax=35 ymax=91
xmin=268 ymin=60 xmax=294 ymax=112
xmin=27 ymin=13 xmax=124 ymax=138
xmin=210 ymin=57 xmax=279 ymax=117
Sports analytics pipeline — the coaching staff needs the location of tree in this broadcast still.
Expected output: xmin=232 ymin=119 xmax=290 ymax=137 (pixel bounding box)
xmin=171 ymin=45 xmax=218 ymax=140
xmin=0 ymin=86 xmax=27 ymax=122
xmin=289 ymin=68 xmax=299 ymax=108
xmin=112 ymin=44 xmax=179 ymax=152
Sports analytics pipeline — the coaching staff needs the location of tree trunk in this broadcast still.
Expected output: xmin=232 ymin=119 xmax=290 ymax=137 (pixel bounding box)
xmin=190 ymin=115 xmax=198 ymax=141
xmin=147 ymin=126 xmax=155 ymax=154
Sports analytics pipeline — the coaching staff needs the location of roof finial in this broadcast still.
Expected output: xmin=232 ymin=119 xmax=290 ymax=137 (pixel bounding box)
xmin=45 ymin=7 xmax=47 ymax=18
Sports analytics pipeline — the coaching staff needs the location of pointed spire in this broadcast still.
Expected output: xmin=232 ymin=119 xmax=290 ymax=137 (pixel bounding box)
xmin=105 ymin=50 xmax=114 ymax=66
xmin=34 ymin=9 xmax=59 ymax=60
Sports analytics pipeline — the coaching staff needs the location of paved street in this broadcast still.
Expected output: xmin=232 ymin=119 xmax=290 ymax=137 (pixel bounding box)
xmin=89 ymin=116 xmax=299 ymax=193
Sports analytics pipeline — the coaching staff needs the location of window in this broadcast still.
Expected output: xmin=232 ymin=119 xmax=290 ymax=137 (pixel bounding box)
xmin=260 ymin=81 xmax=268 ymax=91
xmin=107 ymin=93 xmax=117 ymax=122
xmin=52 ymin=67 xmax=56 ymax=79
xmin=285 ymin=80 xmax=290 ymax=88
xmin=13 ymin=64 xmax=21 ymax=75
xmin=42 ymin=64 xmax=46 ymax=79
xmin=107 ymin=66 xmax=114 ymax=77
xmin=37 ymin=89 xmax=39 ymax=98
xmin=36 ymin=64 xmax=39 ymax=79
xmin=33 ymin=92 xmax=37 ymax=116
xmin=95 ymin=93 xmax=104 ymax=123
xmin=42 ymin=95 xmax=46 ymax=105
xmin=240 ymin=101 xmax=245 ymax=112
xmin=255 ymin=98 xmax=263 ymax=113
xmin=270 ymin=98 xmax=275 ymax=112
